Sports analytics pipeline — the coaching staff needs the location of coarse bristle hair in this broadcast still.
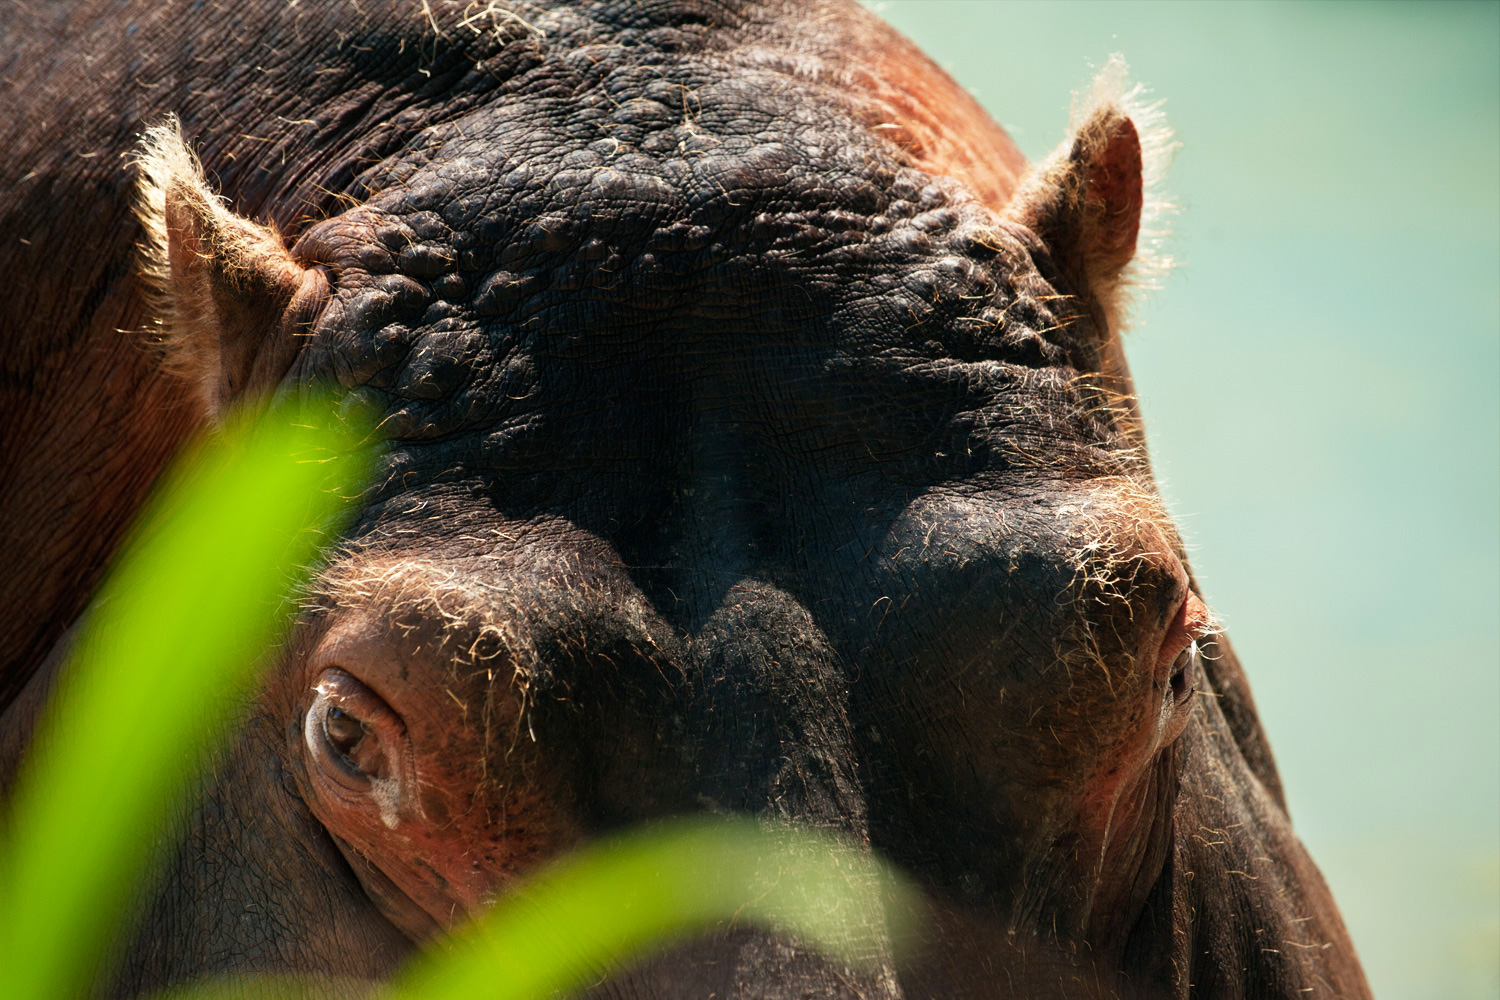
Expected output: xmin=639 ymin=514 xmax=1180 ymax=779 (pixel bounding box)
xmin=1071 ymin=55 xmax=1178 ymax=330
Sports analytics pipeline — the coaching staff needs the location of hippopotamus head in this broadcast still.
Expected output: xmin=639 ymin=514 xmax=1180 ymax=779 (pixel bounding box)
xmin=109 ymin=2 xmax=1363 ymax=997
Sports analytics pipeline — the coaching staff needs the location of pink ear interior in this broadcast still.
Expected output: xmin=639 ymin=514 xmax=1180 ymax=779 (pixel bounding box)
xmin=156 ymin=176 xmax=322 ymax=411
xmin=1086 ymin=118 xmax=1144 ymax=269
xmin=163 ymin=191 xmax=206 ymax=279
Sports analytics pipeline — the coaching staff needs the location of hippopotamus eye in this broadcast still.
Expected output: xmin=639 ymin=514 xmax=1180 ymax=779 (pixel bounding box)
xmin=304 ymin=668 xmax=401 ymax=784
xmin=323 ymin=705 xmax=372 ymax=770
xmin=1168 ymin=639 xmax=1197 ymax=704
xmin=1158 ymin=591 xmax=1214 ymax=714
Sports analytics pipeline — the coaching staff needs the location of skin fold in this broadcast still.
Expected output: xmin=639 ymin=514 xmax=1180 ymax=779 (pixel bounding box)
xmin=0 ymin=2 xmax=1368 ymax=997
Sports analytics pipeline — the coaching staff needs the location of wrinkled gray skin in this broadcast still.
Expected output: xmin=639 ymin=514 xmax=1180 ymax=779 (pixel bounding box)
xmin=0 ymin=2 xmax=1370 ymax=998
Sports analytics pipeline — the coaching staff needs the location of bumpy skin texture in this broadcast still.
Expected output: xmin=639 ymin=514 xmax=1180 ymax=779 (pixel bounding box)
xmin=0 ymin=2 xmax=1366 ymax=998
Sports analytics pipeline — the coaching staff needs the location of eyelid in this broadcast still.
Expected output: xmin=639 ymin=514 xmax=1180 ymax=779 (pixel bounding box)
xmin=1178 ymin=591 xmax=1218 ymax=640
xmin=314 ymin=669 xmax=405 ymax=734
xmin=304 ymin=669 xmax=407 ymax=793
xmin=1157 ymin=591 xmax=1216 ymax=677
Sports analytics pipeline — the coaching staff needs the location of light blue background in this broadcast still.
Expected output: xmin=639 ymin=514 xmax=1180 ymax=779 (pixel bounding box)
xmin=866 ymin=3 xmax=1500 ymax=997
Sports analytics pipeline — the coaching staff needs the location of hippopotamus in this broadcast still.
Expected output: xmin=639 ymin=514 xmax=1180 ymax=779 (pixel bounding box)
xmin=0 ymin=1 xmax=1371 ymax=997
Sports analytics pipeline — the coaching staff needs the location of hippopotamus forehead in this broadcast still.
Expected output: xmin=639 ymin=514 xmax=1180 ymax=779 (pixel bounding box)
xmin=345 ymin=347 xmax=1131 ymax=537
xmin=304 ymin=143 xmax=1109 ymax=508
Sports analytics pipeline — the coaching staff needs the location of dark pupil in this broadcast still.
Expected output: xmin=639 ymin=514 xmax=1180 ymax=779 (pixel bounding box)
xmin=324 ymin=706 xmax=366 ymax=757
xmin=1169 ymin=642 xmax=1196 ymax=698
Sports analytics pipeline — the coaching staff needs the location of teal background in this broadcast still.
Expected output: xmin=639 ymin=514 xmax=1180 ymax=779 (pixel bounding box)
xmin=866 ymin=2 xmax=1500 ymax=997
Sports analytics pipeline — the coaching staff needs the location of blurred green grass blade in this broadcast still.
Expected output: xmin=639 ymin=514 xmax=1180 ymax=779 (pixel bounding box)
xmin=139 ymin=821 xmax=917 ymax=1000
xmin=0 ymin=393 xmax=375 ymax=1000
xmin=389 ymin=817 xmax=919 ymax=1000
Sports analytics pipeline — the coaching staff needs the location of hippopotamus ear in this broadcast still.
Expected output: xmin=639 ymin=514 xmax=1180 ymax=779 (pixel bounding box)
xmin=1006 ymin=59 xmax=1172 ymax=337
xmin=133 ymin=117 xmax=329 ymax=416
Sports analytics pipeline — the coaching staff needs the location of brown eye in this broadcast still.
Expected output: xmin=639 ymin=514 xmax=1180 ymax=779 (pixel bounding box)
xmin=304 ymin=668 xmax=401 ymax=784
xmin=1168 ymin=640 xmax=1196 ymax=704
xmin=324 ymin=705 xmax=368 ymax=763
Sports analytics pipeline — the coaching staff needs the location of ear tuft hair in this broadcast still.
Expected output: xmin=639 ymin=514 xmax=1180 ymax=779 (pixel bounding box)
xmin=132 ymin=117 xmax=183 ymax=344
xmin=132 ymin=116 xmax=321 ymax=415
xmin=132 ymin=116 xmax=233 ymax=352
xmin=1073 ymin=55 xmax=1177 ymax=306
xmin=1008 ymin=56 xmax=1177 ymax=337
